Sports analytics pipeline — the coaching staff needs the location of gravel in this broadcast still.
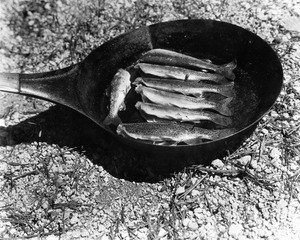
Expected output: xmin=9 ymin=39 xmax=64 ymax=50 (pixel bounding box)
xmin=1 ymin=0 xmax=300 ymax=239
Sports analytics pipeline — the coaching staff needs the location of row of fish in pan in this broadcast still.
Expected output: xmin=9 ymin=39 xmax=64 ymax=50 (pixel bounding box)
xmin=103 ymin=48 xmax=237 ymax=145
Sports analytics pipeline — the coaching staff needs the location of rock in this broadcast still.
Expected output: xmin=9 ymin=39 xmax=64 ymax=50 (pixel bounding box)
xmin=211 ymin=159 xmax=224 ymax=168
xmin=269 ymin=148 xmax=281 ymax=159
xmin=46 ymin=235 xmax=59 ymax=240
xmin=191 ymin=189 xmax=200 ymax=196
xmin=261 ymin=128 xmax=269 ymax=135
xmin=250 ymin=159 xmax=258 ymax=169
xmin=0 ymin=119 xmax=5 ymax=127
xmin=158 ymin=227 xmax=168 ymax=238
xmin=228 ymin=223 xmax=244 ymax=238
xmin=182 ymin=218 xmax=190 ymax=227
xmin=282 ymin=112 xmax=290 ymax=119
xmin=188 ymin=220 xmax=199 ymax=230
xmin=70 ymin=213 xmax=80 ymax=225
xmin=175 ymin=186 xmax=185 ymax=195
xmin=10 ymin=111 xmax=19 ymax=121
xmin=100 ymin=235 xmax=110 ymax=240
xmin=238 ymin=155 xmax=251 ymax=166
xmin=280 ymin=15 xmax=300 ymax=32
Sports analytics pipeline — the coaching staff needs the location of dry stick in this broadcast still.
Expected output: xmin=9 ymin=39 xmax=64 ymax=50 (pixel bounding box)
xmin=178 ymin=173 xmax=207 ymax=200
xmin=192 ymin=166 xmax=241 ymax=176
xmin=12 ymin=170 xmax=39 ymax=181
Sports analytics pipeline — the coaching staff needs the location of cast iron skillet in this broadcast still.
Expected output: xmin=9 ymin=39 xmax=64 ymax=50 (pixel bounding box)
xmin=0 ymin=19 xmax=283 ymax=161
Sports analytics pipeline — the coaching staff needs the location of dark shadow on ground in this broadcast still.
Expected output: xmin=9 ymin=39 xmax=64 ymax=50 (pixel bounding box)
xmin=1 ymin=105 xmax=247 ymax=182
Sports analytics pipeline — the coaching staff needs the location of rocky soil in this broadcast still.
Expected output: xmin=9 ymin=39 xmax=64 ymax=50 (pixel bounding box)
xmin=0 ymin=0 xmax=300 ymax=239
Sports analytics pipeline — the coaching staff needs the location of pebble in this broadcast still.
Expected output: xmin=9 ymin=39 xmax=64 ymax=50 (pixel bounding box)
xmin=158 ymin=227 xmax=168 ymax=238
xmin=191 ymin=189 xmax=200 ymax=196
xmin=269 ymin=148 xmax=281 ymax=159
xmin=261 ymin=128 xmax=269 ymax=135
xmin=10 ymin=111 xmax=19 ymax=121
xmin=188 ymin=220 xmax=199 ymax=230
xmin=282 ymin=113 xmax=290 ymax=119
xmin=46 ymin=235 xmax=59 ymax=240
xmin=250 ymin=159 xmax=258 ymax=169
xmin=211 ymin=159 xmax=224 ymax=168
xmin=228 ymin=223 xmax=244 ymax=238
xmin=70 ymin=213 xmax=80 ymax=225
xmin=0 ymin=118 xmax=5 ymax=127
xmin=238 ymin=155 xmax=251 ymax=166
xmin=175 ymin=186 xmax=185 ymax=195
xmin=182 ymin=218 xmax=190 ymax=227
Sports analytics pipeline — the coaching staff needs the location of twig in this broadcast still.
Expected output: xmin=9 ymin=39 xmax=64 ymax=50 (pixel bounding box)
xmin=178 ymin=174 xmax=207 ymax=200
xmin=192 ymin=166 xmax=241 ymax=176
xmin=12 ymin=170 xmax=39 ymax=181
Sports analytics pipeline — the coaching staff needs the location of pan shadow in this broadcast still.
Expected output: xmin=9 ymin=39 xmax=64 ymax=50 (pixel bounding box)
xmin=1 ymin=106 xmax=246 ymax=183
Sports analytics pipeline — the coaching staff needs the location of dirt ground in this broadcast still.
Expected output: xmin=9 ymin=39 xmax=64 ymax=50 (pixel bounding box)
xmin=0 ymin=0 xmax=300 ymax=239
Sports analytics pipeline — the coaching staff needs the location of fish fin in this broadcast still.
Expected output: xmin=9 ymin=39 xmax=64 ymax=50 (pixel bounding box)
xmin=184 ymin=74 xmax=190 ymax=81
xmin=216 ymin=59 xmax=237 ymax=80
xmin=135 ymin=84 xmax=143 ymax=94
xmin=135 ymin=101 xmax=142 ymax=110
xmin=202 ymin=59 xmax=212 ymax=63
xmin=215 ymin=97 xmax=233 ymax=116
xmin=132 ymin=77 xmax=143 ymax=86
xmin=193 ymin=92 xmax=204 ymax=98
xmin=184 ymin=137 xmax=204 ymax=145
xmin=119 ymin=101 xmax=126 ymax=111
xmin=215 ymin=128 xmax=236 ymax=139
xmin=103 ymin=115 xmax=122 ymax=126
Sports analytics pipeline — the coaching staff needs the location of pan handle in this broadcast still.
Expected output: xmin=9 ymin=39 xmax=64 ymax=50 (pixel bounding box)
xmin=0 ymin=64 xmax=81 ymax=108
xmin=0 ymin=73 xmax=20 ymax=93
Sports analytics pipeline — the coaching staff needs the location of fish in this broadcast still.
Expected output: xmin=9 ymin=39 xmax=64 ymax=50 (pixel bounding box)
xmin=139 ymin=48 xmax=236 ymax=80
xmin=135 ymin=63 xmax=228 ymax=84
xmin=133 ymin=77 xmax=234 ymax=98
xmin=135 ymin=85 xmax=232 ymax=116
xmin=135 ymin=102 xmax=232 ymax=126
xmin=103 ymin=69 xmax=131 ymax=126
xmin=117 ymin=122 xmax=235 ymax=145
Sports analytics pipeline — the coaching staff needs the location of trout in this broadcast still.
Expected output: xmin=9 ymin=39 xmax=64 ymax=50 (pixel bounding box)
xmin=139 ymin=48 xmax=236 ymax=80
xmin=133 ymin=77 xmax=234 ymax=98
xmin=103 ymin=69 xmax=131 ymax=126
xmin=117 ymin=122 xmax=235 ymax=145
xmin=135 ymin=102 xmax=232 ymax=126
xmin=136 ymin=63 xmax=227 ymax=84
xmin=135 ymin=85 xmax=232 ymax=116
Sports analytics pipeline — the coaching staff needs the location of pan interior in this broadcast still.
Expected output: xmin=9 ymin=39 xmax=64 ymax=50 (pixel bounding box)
xmin=95 ymin=20 xmax=282 ymax=145
xmin=101 ymin=52 xmax=259 ymax=135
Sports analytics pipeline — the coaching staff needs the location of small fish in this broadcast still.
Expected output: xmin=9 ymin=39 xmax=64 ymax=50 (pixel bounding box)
xmin=103 ymin=69 xmax=131 ymax=126
xmin=139 ymin=48 xmax=236 ymax=80
xmin=135 ymin=85 xmax=232 ymax=116
xmin=135 ymin=102 xmax=232 ymax=126
xmin=133 ymin=77 xmax=234 ymax=98
xmin=136 ymin=63 xmax=227 ymax=84
xmin=117 ymin=122 xmax=235 ymax=145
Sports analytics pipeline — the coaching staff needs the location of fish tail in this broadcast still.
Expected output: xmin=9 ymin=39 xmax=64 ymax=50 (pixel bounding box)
xmin=216 ymin=59 xmax=237 ymax=80
xmin=103 ymin=115 xmax=122 ymax=126
xmin=219 ymin=83 xmax=235 ymax=98
xmin=215 ymin=97 xmax=233 ymax=116
xmin=216 ymin=128 xmax=236 ymax=139
xmin=211 ymin=114 xmax=232 ymax=127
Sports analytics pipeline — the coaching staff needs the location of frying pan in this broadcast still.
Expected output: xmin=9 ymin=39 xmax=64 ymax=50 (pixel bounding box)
xmin=0 ymin=19 xmax=283 ymax=163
